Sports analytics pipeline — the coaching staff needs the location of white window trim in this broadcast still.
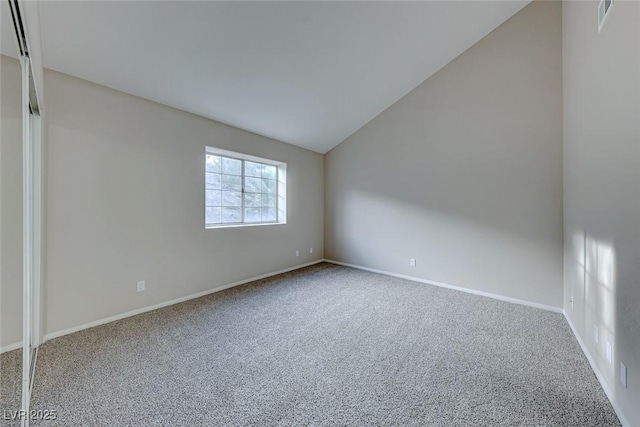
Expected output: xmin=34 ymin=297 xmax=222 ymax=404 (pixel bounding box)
xmin=205 ymin=146 xmax=287 ymax=229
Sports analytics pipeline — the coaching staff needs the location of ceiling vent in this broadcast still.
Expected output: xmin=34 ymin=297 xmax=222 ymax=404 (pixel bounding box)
xmin=598 ymin=0 xmax=613 ymax=33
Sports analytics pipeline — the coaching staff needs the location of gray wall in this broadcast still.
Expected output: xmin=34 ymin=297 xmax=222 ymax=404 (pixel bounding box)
xmin=325 ymin=1 xmax=563 ymax=308
xmin=44 ymin=69 xmax=324 ymax=336
xmin=563 ymin=0 xmax=640 ymax=423
xmin=0 ymin=55 xmax=23 ymax=348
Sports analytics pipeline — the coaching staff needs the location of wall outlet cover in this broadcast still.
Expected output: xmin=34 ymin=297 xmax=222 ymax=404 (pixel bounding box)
xmin=620 ymin=362 xmax=627 ymax=388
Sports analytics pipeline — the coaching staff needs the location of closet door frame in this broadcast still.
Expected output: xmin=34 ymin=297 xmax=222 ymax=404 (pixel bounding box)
xmin=10 ymin=1 xmax=44 ymax=425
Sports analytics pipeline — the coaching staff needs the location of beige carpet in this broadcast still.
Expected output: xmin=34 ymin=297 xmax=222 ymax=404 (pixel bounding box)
xmin=0 ymin=263 xmax=621 ymax=426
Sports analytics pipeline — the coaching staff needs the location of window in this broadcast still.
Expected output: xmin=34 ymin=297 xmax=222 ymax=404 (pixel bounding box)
xmin=205 ymin=147 xmax=287 ymax=227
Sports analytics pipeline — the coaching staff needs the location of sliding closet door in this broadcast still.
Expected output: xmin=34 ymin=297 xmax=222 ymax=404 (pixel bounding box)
xmin=19 ymin=57 xmax=43 ymax=427
xmin=7 ymin=1 xmax=44 ymax=424
xmin=21 ymin=56 xmax=31 ymax=425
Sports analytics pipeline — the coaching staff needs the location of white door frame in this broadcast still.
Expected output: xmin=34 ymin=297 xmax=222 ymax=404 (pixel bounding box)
xmin=20 ymin=54 xmax=42 ymax=427
xmin=31 ymin=112 xmax=42 ymax=349
xmin=21 ymin=54 xmax=33 ymax=427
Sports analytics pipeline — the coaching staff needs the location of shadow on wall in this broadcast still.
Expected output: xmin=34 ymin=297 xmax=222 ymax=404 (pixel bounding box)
xmin=326 ymin=184 xmax=563 ymax=308
xmin=329 ymin=182 xmax=562 ymax=255
xmin=328 ymin=154 xmax=563 ymax=247
xmin=333 ymin=187 xmax=560 ymax=248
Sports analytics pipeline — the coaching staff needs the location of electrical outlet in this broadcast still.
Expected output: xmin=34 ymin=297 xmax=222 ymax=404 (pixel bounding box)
xmin=136 ymin=280 xmax=146 ymax=292
xmin=620 ymin=362 xmax=628 ymax=388
xmin=606 ymin=342 xmax=613 ymax=364
xmin=409 ymin=259 xmax=416 ymax=267
xmin=295 ymin=250 xmax=299 ymax=257
xmin=594 ymin=325 xmax=599 ymax=344
xmin=310 ymin=247 xmax=313 ymax=254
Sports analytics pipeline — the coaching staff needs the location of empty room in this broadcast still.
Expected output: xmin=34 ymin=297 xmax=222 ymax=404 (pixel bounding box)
xmin=1 ymin=0 xmax=638 ymax=426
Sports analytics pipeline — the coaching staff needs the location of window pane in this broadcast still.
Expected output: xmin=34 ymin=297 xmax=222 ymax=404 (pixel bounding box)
xmin=206 ymin=207 xmax=221 ymax=224
xmin=221 ymin=174 xmax=242 ymax=191
xmin=206 ymin=190 xmax=221 ymax=206
xmin=222 ymin=157 xmax=242 ymax=175
xmin=262 ymin=194 xmax=276 ymax=208
xmin=222 ymin=191 xmax=242 ymax=207
xmin=206 ymin=147 xmax=285 ymax=227
xmin=262 ymin=164 xmax=277 ymax=180
xmin=245 ymin=208 xmax=261 ymax=223
xmin=245 ymin=161 xmax=262 ymax=178
xmin=262 ymin=178 xmax=276 ymax=194
xmin=205 ymin=172 xmax=221 ymax=190
xmin=206 ymin=155 xmax=221 ymax=173
xmin=244 ymin=192 xmax=261 ymax=207
xmin=261 ymin=207 xmax=277 ymax=222
xmin=222 ymin=207 xmax=241 ymax=223
xmin=245 ymin=176 xmax=262 ymax=193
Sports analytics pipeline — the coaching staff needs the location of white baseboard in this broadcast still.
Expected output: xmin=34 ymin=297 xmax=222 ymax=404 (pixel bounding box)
xmin=325 ymin=259 xmax=563 ymax=314
xmin=563 ymin=312 xmax=631 ymax=427
xmin=0 ymin=341 xmax=22 ymax=354
xmin=4 ymin=259 xmax=324 ymax=349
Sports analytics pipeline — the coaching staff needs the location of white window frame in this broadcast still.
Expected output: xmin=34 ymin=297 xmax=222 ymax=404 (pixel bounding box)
xmin=205 ymin=146 xmax=287 ymax=228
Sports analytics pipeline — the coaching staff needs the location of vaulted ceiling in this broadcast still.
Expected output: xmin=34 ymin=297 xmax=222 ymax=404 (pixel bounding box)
xmin=2 ymin=1 xmax=530 ymax=153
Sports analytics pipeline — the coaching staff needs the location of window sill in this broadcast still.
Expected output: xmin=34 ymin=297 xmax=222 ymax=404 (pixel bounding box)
xmin=205 ymin=222 xmax=286 ymax=230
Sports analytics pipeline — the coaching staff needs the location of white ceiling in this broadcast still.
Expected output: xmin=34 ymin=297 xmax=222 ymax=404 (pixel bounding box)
xmin=6 ymin=1 xmax=530 ymax=153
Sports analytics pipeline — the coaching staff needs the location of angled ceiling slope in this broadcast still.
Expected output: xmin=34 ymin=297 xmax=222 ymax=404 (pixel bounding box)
xmin=35 ymin=1 xmax=529 ymax=153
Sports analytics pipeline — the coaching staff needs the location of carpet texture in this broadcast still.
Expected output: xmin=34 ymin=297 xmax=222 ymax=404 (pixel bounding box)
xmin=1 ymin=263 xmax=621 ymax=426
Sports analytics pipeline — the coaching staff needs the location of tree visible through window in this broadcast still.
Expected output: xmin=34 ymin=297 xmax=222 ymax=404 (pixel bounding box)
xmin=205 ymin=147 xmax=286 ymax=226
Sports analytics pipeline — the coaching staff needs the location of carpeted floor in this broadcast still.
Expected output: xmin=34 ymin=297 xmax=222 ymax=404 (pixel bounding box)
xmin=0 ymin=263 xmax=621 ymax=426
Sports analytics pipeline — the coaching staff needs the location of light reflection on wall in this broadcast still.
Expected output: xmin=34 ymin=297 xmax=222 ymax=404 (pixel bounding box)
xmin=574 ymin=230 xmax=616 ymax=371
